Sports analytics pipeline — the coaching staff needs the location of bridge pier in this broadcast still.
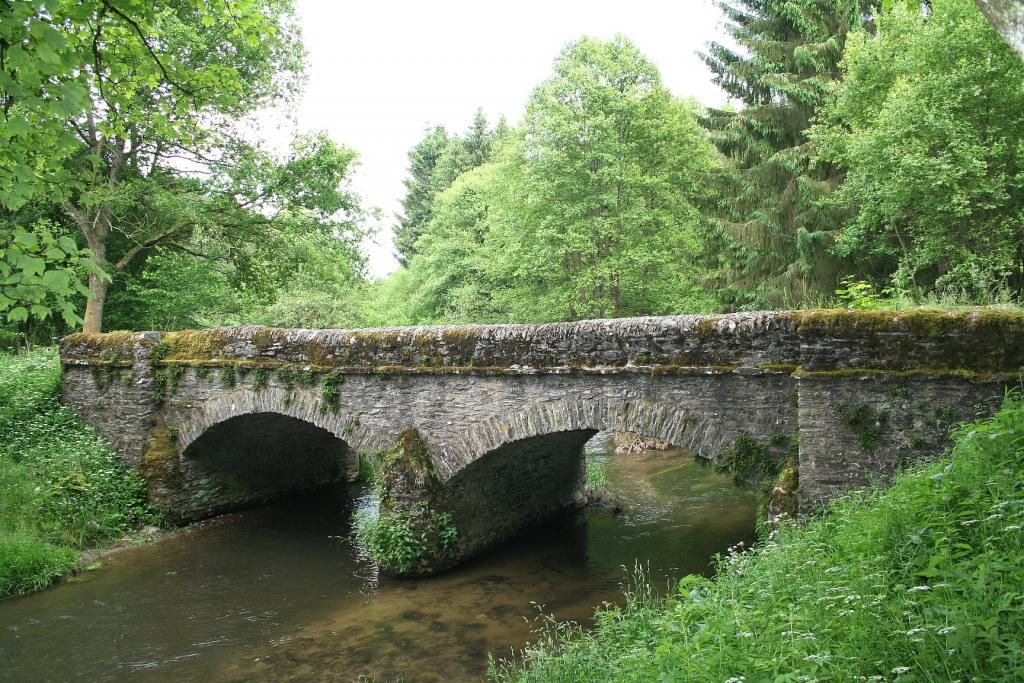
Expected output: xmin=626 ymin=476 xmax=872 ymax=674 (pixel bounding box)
xmin=59 ymin=311 xmax=1023 ymax=576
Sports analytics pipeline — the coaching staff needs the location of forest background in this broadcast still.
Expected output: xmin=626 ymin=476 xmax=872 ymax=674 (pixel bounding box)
xmin=2 ymin=0 xmax=1024 ymax=346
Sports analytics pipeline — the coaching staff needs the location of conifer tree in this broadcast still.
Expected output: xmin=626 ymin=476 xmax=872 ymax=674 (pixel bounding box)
xmin=393 ymin=110 xmax=507 ymax=266
xmin=394 ymin=125 xmax=450 ymax=266
xmin=701 ymin=0 xmax=880 ymax=307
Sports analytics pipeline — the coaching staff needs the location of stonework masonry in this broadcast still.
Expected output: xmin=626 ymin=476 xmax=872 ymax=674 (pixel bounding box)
xmin=59 ymin=310 xmax=1024 ymax=574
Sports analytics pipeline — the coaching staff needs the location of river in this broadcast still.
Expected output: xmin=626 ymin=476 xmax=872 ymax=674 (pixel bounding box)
xmin=0 ymin=437 xmax=756 ymax=682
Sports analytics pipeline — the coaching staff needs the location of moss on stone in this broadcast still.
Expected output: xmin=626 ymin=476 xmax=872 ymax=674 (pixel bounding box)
xmin=157 ymin=330 xmax=232 ymax=362
xmin=136 ymin=422 xmax=184 ymax=494
xmin=789 ymin=309 xmax=1024 ymax=372
xmin=766 ymin=456 xmax=799 ymax=520
xmin=355 ymin=427 xmax=458 ymax=576
xmin=760 ymin=363 xmax=799 ymax=373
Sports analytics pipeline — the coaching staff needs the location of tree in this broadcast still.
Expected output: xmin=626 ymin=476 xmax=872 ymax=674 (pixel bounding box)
xmin=700 ymin=0 xmax=879 ymax=308
xmin=368 ymin=162 xmax=509 ymax=326
xmin=0 ymin=0 xmax=150 ymax=325
xmin=49 ymin=0 xmax=322 ymax=333
xmin=392 ymin=110 xmax=506 ymax=266
xmin=814 ymin=0 xmax=1024 ymax=299
xmin=393 ymin=125 xmax=450 ymax=266
xmin=485 ymin=36 xmax=716 ymax=321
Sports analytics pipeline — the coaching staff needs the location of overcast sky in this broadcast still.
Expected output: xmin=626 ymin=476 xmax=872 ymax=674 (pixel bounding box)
xmin=272 ymin=0 xmax=733 ymax=276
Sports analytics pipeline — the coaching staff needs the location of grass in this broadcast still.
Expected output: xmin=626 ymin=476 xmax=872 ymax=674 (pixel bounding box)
xmin=0 ymin=349 xmax=159 ymax=598
xmin=491 ymin=394 xmax=1024 ymax=682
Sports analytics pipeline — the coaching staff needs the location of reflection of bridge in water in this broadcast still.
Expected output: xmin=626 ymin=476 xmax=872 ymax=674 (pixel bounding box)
xmin=60 ymin=310 xmax=1023 ymax=574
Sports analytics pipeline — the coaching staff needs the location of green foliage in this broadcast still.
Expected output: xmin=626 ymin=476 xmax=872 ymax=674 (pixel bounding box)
xmin=700 ymin=0 xmax=878 ymax=308
xmin=352 ymin=431 xmax=456 ymax=573
xmin=491 ymin=36 xmax=716 ymax=321
xmin=251 ymin=367 xmax=269 ymax=391
xmin=319 ymin=371 xmax=345 ymax=412
xmin=167 ymin=363 xmax=185 ymax=395
xmin=373 ymin=37 xmax=719 ymax=325
xmin=218 ymin=364 xmax=235 ymax=387
xmin=0 ymin=222 xmax=103 ymax=326
xmin=353 ymin=505 xmax=421 ymax=574
xmin=586 ymin=458 xmax=608 ymax=489
xmin=839 ymin=403 xmax=888 ymax=450
xmin=833 ymin=277 xmax=912 ymax=310
xmin=276 ymin=365 xmax=314 ymax=388
xmin=0 ymin=533 xmax=78 ymax=597
xmin=394 ymin=111 xmax=506 ymax=266
xmin=815 ymin=0 xmax=1024 ymax=300
xmin=353 ymin=504 xmax=458 ymax=575
xmin=358 ymin=452 xmax=378 ymax=484
xmin=715 ymin=434 xmax=781 ymax=482
xmin=0 ymin=349 xmax=158 ymax=596
xmin=151 ymin=368 xmax=167 ymax=406
xmin=491 ymin=395 xmax=1024 ymax=682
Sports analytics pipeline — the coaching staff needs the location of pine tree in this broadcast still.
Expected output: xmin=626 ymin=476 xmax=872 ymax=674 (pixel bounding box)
xmin=393 ymin=125 xmax=451 ymax=267
xmin=701 ymin=0 xmax=880 ymax=308
xmin=393 ymin=110 xmax=507 ymax=266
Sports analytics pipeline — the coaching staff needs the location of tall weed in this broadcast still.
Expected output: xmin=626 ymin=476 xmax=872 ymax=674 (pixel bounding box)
xmin=0 ymin=350 xmax=158 ymax=597
xmin=493 ymin=396 xmax=1024 ymax=682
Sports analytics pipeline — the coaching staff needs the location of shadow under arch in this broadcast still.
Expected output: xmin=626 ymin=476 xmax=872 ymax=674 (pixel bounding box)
xmin=178 ymin=412 xmax=357 ymax=520
xmin=440 ymin=397 xmax=737 ymax=562
xmin=449 ymin=397 xmax=729 ymax=477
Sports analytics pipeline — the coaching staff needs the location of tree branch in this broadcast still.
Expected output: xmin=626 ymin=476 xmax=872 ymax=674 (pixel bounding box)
xmin=112 ymin=219 xmax=194 ymax=273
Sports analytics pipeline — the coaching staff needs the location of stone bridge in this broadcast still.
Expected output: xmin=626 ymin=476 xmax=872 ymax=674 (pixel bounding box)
xmin=60 ymin=310 xmax=1024 ymax=575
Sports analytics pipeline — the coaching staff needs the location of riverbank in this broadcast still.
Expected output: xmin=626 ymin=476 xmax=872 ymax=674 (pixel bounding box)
xmin=491 ymin=395 xmax=1024 ymax=682
xmin=0 ymin=349 xmax=160 ymax=598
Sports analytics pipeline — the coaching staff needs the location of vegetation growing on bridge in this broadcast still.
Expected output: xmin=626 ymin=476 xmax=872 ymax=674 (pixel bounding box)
xmin=491 ymin=395 xmax=1024 ymax=682
xmin=353 ymin=429 xmax=458 ymax=575
xmin=0 ymin=351 xmax=159 ymax=597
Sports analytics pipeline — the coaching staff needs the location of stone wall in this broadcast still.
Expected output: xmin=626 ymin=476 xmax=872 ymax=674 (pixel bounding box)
xmin=59 ymin=310 xmax=1024 ymax=574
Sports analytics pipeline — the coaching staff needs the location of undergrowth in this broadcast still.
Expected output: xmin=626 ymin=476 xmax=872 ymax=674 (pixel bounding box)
xmin=0 ymin=349 xmax=159 ymax=597
xmin=491 ymin=395 xmax=1024 ymax=682
xmin=352 ymin=433 xmax=457 ymax=574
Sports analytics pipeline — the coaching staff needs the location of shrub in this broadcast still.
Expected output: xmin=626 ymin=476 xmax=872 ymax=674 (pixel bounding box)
xmin=353 ymin=504 xmax=457 ymax=575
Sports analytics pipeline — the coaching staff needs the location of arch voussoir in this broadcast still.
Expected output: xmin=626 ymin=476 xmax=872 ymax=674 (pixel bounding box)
xmin=446 ymin=396 xmax=733 ymax=481
xmin=177 ymin=388 xmax=379 ymax=456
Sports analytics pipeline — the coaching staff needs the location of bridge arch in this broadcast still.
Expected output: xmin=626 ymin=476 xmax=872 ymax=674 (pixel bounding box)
xmin=169 ymin=389 xmax=376 ymax=519
xmin=439 ymin=396 xmax=737 ymax=558
xmin=177 ymin=388 xmax=381 ymax=455
xmin=445 ymin=396 xmax=733 ymax=480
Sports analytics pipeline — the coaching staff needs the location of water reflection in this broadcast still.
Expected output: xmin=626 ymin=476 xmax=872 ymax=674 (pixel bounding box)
xmin=0 ymin=444 xmax=756 ymax=682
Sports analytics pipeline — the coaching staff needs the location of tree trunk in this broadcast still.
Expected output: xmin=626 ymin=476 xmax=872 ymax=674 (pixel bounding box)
xmin=82 ymin=272 xmax=109 ymax=334
xmin=976 ymin=0 xmax=1024 ymax=61
xmin=82 ymin=235 xmax=108 ymax=333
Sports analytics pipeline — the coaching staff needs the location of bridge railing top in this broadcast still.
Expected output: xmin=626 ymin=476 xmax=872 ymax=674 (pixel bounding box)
xmin=59 ymin=309 xmax=1024 ymax=376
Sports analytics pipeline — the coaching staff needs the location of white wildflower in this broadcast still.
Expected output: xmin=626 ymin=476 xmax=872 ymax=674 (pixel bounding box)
xmin=891 ymin=667 xmax=911 ymax=675
xmin=937 ymin=626 xmax=956 ymax=635
xmin=906 ymin=628 xmax=927 ymax=636
xmin=907 ymin=586 xmax=931 ymax=592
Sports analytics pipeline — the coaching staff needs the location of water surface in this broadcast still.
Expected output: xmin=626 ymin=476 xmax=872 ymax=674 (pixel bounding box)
xmin=0 ymin=443 xmax=756 ymax=682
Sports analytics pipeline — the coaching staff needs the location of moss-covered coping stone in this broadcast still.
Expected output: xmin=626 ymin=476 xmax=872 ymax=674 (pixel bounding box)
xmin=60 ymin=309 xmax=1024 ymax=375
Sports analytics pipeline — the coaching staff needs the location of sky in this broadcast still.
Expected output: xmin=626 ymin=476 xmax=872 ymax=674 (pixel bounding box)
xmin=272 ymin=0 xmax=734 ymax=277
